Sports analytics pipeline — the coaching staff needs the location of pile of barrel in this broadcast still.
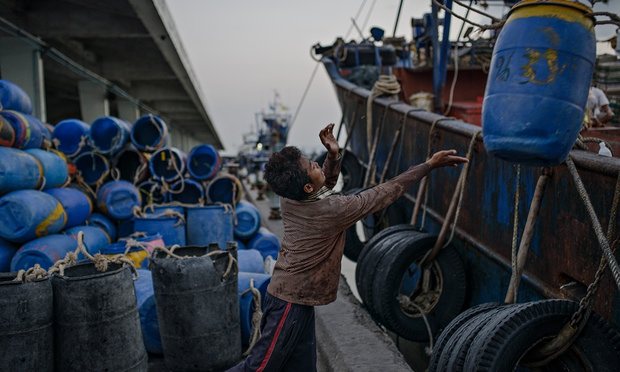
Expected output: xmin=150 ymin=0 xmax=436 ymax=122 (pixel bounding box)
xmin=0 ymin=78 xmax=280 ymax=370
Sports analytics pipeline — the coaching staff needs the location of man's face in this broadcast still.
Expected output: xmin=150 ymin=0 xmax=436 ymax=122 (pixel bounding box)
xmin=299 ymin=156 xmax=325 ymax=194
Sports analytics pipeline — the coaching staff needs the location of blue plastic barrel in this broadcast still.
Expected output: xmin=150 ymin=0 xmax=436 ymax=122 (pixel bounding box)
xmin=11 ymin=234 xmax=76 ymax=271
xmin=52 ymin=119 xmax=90 ymax=157
xmin=145 ymin=204 xmax=185 ymax=216
xmin=0 ymin=190 xmax=67 ymax=243
xmin=0 ymin=80 xmax=32 ymax=114
xmin=26 ymin=149 xmax=68 ymax=189
xmin=64 ymin=225 xmax=111 ymax=255
xmin=247 ymin=227 xmax=280 ymax=260
xmin=482 ymin=0 xmax=596 ymax=166
xmin=134 ymin=269 xmax=163 ymax=354
xmin=131 ymin=115 xmax=168 ymax=152
xmin=238 ymin=272 xmax=271 ymax=346
xmin=187 ymin=144 xmax=221 ymax=181
xmin=238 ymin=249 xmax=265 ymax=274
xmin=0 ymin=147 xmax=42 ymax=194
xmin=206 ymin=175 xmax=243 ymax=205
xmin=137 ymin=180 xmax=164 ymax=206
xmin=87 ymin=213 xmax=117 ymax=241
xmin=45 ymin=188 xmax=92 ymax=228
xmin=0 ymin=115 xmax=16 ymax=147
xmin=234 ymin=200 xmax=261 ymax=239
xmin=101 ymin=234 xmax=164 ymax=269
xmin=134 ymin=212 xmax=186 ymax=247
xmin=186 ymin=205 xmax=234 ymax=249
xmin=0 ymin=237 xmax=16 ymax=272
xmin=73 ymin=152 xmax=109 ymax=186
xmin=113 ymin=145 xmax=150 ymax=184
xmin=165 ymin=178 xmax=204 ymax=204
xmin=89 ymin=116 xmax=131 ymax=155
xmin=149 ymin=147 xmax=186 ymax=183
xmin=97 ymin=180 xmax=142 ymax=220
xmin=0 ymin=110 xmax=43 ymax=149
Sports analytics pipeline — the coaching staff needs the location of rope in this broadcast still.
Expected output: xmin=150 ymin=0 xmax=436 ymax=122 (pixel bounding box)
xmin=153 ymin=247 xmax=238 ymax=280
xmin=289 ymin=61 xmax=320 ymax=133
xmin=111 ymin=167 xmax=120 ymax=181
xmin=431 ymin=0 xmax=505 ymax=31
xmin=344 ymin=0 xmax=368 ymax=40
xmin=509 ymin=164 xmax=522 ymax=300
xmin=566 ymin=156 xmax=620 ymax=291
xmin=52 ymin=135 xmax=87 ymax=158
xmin=443 ymin=0 xmax=471 ymax=116
xmin=364 ymin=102 xmax=399 ymax=187
xmin=142 ymin=115 xmax=166 ymax=152
xmin=242 ymin=278 xmax=263 ymax=356
xmin=398 ymin=295 xmax=434 ymax=355
xmin=37 ymin=176 xmax=46 ymax=191
xmin=133 ymin=161 xmax=148 ymax=185
xmin=366 ymin=75 xmax=401 ymax=153
xmin=505 ymin=172 xmax=550 ymax=304
xmin=342 ymin=98 xmax=361 ymax=151
xmin=75 ymin=232 xmax=136 ymax=275
xmin=136 ymin=207 xmax=185 ymax=227
xmin=360 ymin=0 xmax=377 ymax=33
xmin=13 ymin=264 xmax=48 ymax=283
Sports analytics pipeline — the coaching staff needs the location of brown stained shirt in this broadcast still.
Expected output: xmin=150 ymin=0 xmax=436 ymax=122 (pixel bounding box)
xmin=267 ymin=154 xmax=431 ymax=306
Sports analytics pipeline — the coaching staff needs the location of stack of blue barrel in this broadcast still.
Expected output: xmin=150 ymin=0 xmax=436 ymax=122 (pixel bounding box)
xmin=0 ymin=80 xmax=112 ymax=273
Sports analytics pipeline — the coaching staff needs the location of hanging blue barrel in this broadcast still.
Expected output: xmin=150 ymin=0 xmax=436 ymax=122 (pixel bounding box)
xmin=97 ymin=180 xmax=142 ymax=220
xmin=247 ymin=227 xmax=280 ymax=260
xmin=0 ymin=115 xmax=16 ymax=147
xmin=26 ymin=149 xmax=68 ymax=189
xmin=0 ymin=190 xmax=66 ymax=243
xmin=0 ymin=238 xmax=16 ymax=272
xmin=52 ymin=262 xmax=147 ymax=371
xmin=165 ymin=178 xmax=205 ymax=204
xmin=134 ymin=211 xmax=186 ymax=247
xmin=64 ymin=226 xmax=111 ymax=255
xmin=89 ymin=116 xmax=131 ymax=155
xmin=186 ymin=205 xmax=234 ymax=249
xmin=150 ymin=247 xmax=241 ymax=370
xmin=137 ymin=179 xmax=164 ymax=206
xmin=206 ymin=174 xmax=243 ymax=205
xmin=187 ymin=144 xmax=221 ymax=180
xmin=113 ymin=145 xmax=150 ymax=184
xmin=238 ymin=249 xmax=266 ymax=274
xmin=53 ymin=119 xmax=90 ymax=157
xmin=101 ymin=234 xmax=164 ymax=269
xmin=11 ymin=234 xmax=76 ymax=271
xmin=0 ymin=147 xmax=42 ymax=194
xmin=134 ymin=269 xmax=163 ymax=354
xmin=86 ymin=213 xmax=117 ymax=241
xmin=238 ymin=272 xmax=271 ymax=346
xmin=234 ymin=200 xmax=261 ymax=239
xmin=131 ymin=114 xmax=168 ymax=152
xmin=0 ymin=273 xmax=53 ymax=371
xmin=0 ymin=110 xmax=43 ymax=149
xmin=45 ymin=188 xmax=92 ymax=228
xmin=482 ymin=0 xmax=596 ymax=166
xmin=0 ymin=79 xmax=33 ymax=114
xmin=149 ymin=147 xmax=186 ymax=183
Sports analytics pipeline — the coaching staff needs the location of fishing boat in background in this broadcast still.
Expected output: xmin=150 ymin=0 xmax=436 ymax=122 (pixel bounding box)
xmin=314 ymin=0 xmax=620 ymax=370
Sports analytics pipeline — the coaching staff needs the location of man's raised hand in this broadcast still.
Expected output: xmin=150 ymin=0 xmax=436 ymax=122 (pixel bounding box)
xmin=427 ymin=150 xmax=469 ymax=169
xmin=319 ymin=123 xmax=339 ymax=158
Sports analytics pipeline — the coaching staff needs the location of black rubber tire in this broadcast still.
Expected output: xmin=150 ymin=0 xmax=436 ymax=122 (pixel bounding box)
xmin=464 ymin=299 xmax=620 ymax=372
xmin=428 ymin=302 xmax=500 ymax=372
xmin=357 ymin=233 xmax=415 ymax=317
xmin=355 ymin=224 xmax=418 ymax=290
xmin=315 ymin=150 xmax=364 ymax=194
xmin=371 ymin=233 xmax=467 ymax=341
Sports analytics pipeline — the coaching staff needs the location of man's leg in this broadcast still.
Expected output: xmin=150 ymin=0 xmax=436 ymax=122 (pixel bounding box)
xmin=281 ymin=307 xmax=316 ymax=372
xmin=227 ymin=293 xmax=314 ymax=372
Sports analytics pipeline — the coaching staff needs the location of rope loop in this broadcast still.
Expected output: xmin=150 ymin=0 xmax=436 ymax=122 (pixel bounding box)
xmin=243 ymin=278 xmax=263 ymax=356
xmin=13 ymin=264 xmax=48 ymax=283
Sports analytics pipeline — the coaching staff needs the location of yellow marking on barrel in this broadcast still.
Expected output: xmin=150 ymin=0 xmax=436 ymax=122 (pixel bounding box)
xmin=508 ymin=1 xmax=594 ymax=30
xmin=35 ymin=203 xmax=67 ymax=237
xmin=521 ymin=48 xmax=563 ymax=85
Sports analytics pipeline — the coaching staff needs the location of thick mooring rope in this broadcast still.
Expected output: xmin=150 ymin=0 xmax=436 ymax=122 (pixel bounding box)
xmin=242 ymin=278 xmax=263 ymax=356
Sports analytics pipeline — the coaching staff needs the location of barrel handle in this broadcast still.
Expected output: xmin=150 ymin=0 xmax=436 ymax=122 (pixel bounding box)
xmin=70 ymin=231 xmax=138 ymax=278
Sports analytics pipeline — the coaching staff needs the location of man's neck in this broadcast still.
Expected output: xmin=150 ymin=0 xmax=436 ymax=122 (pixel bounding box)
xmin=302 ymin=186 xmax=333 ymax=202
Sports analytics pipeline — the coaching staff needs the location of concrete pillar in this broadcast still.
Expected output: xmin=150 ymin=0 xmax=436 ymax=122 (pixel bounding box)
xmin=78 ymin=80 xmax=109 ymax=123
xmin=0 ymin=37 xmax=46 ymax=121
xmin=117 ymin=99 xmax=140 ymax=123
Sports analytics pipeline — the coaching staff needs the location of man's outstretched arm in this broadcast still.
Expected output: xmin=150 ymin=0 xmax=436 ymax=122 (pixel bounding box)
xmin=319 ymin=123 xmax=342 ymax=189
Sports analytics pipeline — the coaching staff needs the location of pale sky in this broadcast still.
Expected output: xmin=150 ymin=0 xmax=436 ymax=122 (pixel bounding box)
xmin=164 ymin=0 xmax=619 ymax=153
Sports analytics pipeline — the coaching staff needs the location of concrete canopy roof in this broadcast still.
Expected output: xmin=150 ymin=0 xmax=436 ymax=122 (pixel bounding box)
xmin=0 ymin=0 xmax=222 ymax=148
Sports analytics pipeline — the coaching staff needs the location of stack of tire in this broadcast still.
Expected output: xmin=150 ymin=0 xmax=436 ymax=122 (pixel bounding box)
xmin=354 ymin=224 xmax=466 ymax=342
xmin=0 ymin=80 xmax=112 ymax=273
xmin=428 ymin=300 xmax=620 ymax=371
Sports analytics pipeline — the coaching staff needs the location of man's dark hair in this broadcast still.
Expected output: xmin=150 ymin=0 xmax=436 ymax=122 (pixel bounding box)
xmin=264 ymin=146 xmax=310 ymax=201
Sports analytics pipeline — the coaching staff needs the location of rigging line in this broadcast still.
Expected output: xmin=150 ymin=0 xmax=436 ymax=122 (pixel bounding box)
xmin=392 ymin=0 xmax=405 ymax=37
xmin=443 ymin=0 xmax=472 ymax=115
xmin=453 ymin=0 xmax=500 ymax=22
xmin=361 ymin=0 xmax=378 ymax=34
xmin=430 ymin=0 xmax=504 ymax=31
xmin=345 ymin=0 xmax=369 ymax=40
xmin=288 ymin=61 xmax=321 ymax=133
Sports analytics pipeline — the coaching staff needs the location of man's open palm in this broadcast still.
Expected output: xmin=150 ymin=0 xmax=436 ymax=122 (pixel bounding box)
xmin=319 ymin=123 xmax=339 ymax=156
